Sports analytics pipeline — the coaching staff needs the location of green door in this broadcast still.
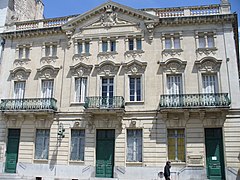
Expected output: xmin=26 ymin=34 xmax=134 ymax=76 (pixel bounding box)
xmin=5 ymin=129 xmax=21 ymax=173
xmin=205 ymin=128 xmax=225 ymax=180
xmin=96 ymin=129 xmax=115 ymax=178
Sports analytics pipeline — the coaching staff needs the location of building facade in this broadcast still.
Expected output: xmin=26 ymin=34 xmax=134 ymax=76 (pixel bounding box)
xmin=0 ymin=0 xmax=239 ymax=179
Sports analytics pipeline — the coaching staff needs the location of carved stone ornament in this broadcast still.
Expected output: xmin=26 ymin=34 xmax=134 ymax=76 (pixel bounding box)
xmin=97 ymin=52 xmax=117 ymax=61
xmin=162 ymin=49 xmax=183 ymax=57
xmin=72 ymin=54 xmax=91 ymax=61
xmin=92 ymin=5 xmax=127 ymax=28
xmin=196 ymin=47 xmax=217 ymax=56
xmin=14 ymin=58 xmax=31 ymax=66
xmin=122 ymin=60 xmax=147 ymax=75
xmin=70 ymin=62 xmax=93 ymax=77
xmin=40 ymin=56 xmax=58 ymax=65
xmin=37 ymin=65 xmax=60 ymax=79
xmin=95 ymin=61 xmax=120 ymax=76
xmin=10 ymin=67 xmax=31 ymax=81
xmin=160 ymin=58 xmax=187 ymax=73
xmin=195 ymin=57 xmax=222 ymax=73
xmin=125 ymin=50 xmax=144 ymax=60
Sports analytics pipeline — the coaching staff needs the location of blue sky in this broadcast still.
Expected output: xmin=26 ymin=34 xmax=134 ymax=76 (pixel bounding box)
xmin=42 ymin=0 xmax=240 ymax=19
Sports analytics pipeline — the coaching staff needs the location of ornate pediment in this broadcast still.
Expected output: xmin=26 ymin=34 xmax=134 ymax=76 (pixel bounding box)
xmin=122 ymin=60 xmax=147 ymax=75
xmin=195 ymin=57 xmax=222 ymax=73
xmin=160 ymin=58 xmax=187 ymax=73
xmin=62 ymin=1 xmax=158 ymax=32
xmin=10 ymin=67 xmax=31 ymax=81
xmin=37 ymin=65 xmax=60 ymax=79
xmin=70 ymin=62 xmax=93 ymax=77
xmin=95 ymin=61 xmax=120 ymax=76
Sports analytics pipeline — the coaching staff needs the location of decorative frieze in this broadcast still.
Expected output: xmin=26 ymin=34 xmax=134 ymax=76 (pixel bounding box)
xmin=195 ymin=57 xmax=222 ymax=73
xmin=70 ymin=62 xmax=93 ymax=77
xmin=10 ymin=67 xmax=31 ymax=81
xmin=36 ymin=65 xmax=60 ymax=79
xmin=160 ymin=58 xmax=187 ymax=74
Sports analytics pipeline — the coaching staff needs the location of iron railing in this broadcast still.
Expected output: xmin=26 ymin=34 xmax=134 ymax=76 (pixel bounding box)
xmin=84 ymin=96 xmax=125 ymax=109
xmin=160 ymin=93 xmax=230 ymax=108
xmin=0 ymin=98 xmax=57 ymax=111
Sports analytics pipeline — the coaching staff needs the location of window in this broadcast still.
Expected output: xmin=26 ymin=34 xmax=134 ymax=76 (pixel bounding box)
xmin=127 ymin=129 xmax=142 ymax=162
xmin=77 ymin=41 xmax=90 ymax=54
xmin=14 ymin=81 xmax=25 ymax=99
xmin=167 ymin=75 xmax=183 ymax=95
xmin=165 ymin=36 xmax=180 ymax=49
xmin=75 ymin=77 xmax=87 ymax=103
xmin=42 ymin=80 xmax=54 ymax=98
xmin=128 ymin=37 xmax=142 ymax=51
xmin=18 ymin=46 xmax=30 ymax=59
xmin=70 ymin=129 xmax=85 ymax=161
xmin=110 ymin=40 xmax=116 ymax=52
xmin=130 ymin=77 xmax=141 ymax=101
xmin=102 ymin=40 xmax=108 ymax=52
xmin=202 ymin=74 xmax=218 ymax=93
xmin=35 ymin=129 xmax=50 ymax=160
xmin=45 ymin=44 xmax=57 ymax=57
xmin=168 ymin=129 xmax=185 ymax=162
xmin=198 ymin=34 xmax=214 ymax=48
xmin=101 ymin=78 xmax=114 ymax=107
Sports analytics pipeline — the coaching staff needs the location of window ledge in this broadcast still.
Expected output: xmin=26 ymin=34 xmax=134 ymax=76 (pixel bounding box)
xmin=163 ymin=49 xmax=183 ymax=52
xmin=33 ymin=159 xmax=48 ymax=164
xmin=197 ymin=47 xmax=217 ymax=51
xmin=69 ymin=160 xmax=84 ymax=164
xmin=126 ymin=162 xmax=143 ymax=167
xmin=70 ymin=102 xmax=85 ymax=106
xmin=125 ymin=101 xmax=144 ymax=105
xmin=73 ymin=53 xmax=91 ymax=61
xmin=125 ymin=50 xmax=144 ymax=55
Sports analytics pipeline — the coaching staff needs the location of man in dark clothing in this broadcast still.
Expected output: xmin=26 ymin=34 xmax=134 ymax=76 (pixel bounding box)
xmin=164 ymin=161 xmax=171 ymax=180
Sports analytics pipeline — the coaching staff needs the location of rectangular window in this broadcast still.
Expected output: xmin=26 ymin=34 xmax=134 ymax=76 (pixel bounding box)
xmin=45 ymin=45 xmax=51 ymax=57
xmin=207 ymin=35 xmax=214 ymax=48
xmin=168 ymin=129 xmax=185 ymax=162
xmin=110 ymin=40 xmax=116 ymax=52
xmin=78 ymin=43 xmax=83 ymax=54
xmin=45 ymin=45 xmax=57 ymax=57
xmin=165 ymin=38 xmax=171 ymax=49
xmin=42 ymin=80 xmax=54 ymax=98
xmin=129 ymin=39 xmax=134 ymax=51
xmin=167 ymin=75 xmax=182 ymax=94
xmin=202 ymin=74 xmax=218 ymax=93
xmin=102 ymin=41 xmax=108 ymax=52
xmin=174 ymin=37 xmax=180 ymax=49
xmin=199 ymin=36 xmax=205 ymax=48
xmin=85 ymin=42 xmax=90 ymax=54
xmin=127 ymin=129 xmax=142 ymax=162
xmin=18 ymin=48 xmax=24 ymax=59
xmin=75 ymin=77 xmax=87 ymax=103
xmin=70 ymin=129 xmax=85 ymax=161
xmin=130 ymin=77 xmax=141 ymax=101
xmin=136 ymin=38 xmax=142 ymax=50
xmin=14 ymin=81 xmax=25 ymax=99
xmin=35 ymin=129 xmax=50 ymax=160
xmin=102 ymin=78 xmax=114 ymax=107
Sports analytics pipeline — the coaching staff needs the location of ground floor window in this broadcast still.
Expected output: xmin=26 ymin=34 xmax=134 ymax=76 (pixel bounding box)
xmin=127 ymin=129 xmax=142 ymax=162
xmin=35 ymin=129 xmax=50 ymax=159
xmin=70 ymin=129 xmax=85 ymax=161
xmin=167 ymin=129 xmax=185 ymax=162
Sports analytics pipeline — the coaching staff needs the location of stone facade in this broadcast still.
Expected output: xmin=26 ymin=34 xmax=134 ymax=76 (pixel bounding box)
xmin=0 ymin=1 xmax=239 ymax=180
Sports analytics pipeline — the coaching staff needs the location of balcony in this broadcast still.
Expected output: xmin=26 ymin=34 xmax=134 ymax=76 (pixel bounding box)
xmin=0 ymin=98 xmax=57 ymax=112
xmin=160 ymin=93 xmax=230 ymax=108
xmin=84 ymin=96 xmax=125 ymax=113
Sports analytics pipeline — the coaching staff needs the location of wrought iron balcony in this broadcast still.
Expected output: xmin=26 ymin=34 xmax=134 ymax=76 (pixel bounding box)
xmin=160 ymin=93 xmax=230 ymax=108
xmin=0 ymin=98 xmax=57 ymax=111
xmin=84 ymin=96 xmax=125 ymax=109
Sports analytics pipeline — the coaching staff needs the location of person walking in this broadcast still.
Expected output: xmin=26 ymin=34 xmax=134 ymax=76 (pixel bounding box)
xmin=164 ymin=161 xmax=171 ymax=180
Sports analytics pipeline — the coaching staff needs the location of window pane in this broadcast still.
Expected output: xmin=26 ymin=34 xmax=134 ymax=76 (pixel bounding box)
xmin=136 ymin=38 xmax=142 ymax=50
xmin=42 ymin=80 xmax=54 ymax=98
xmin=78 ymin=43 xmax=83 ymax=54
xmin=25 ymin=48 xmax=30 ymax=58
xmin=70 ymin=129 xmax=85 ymax=161
xmin=45 ymin=46 xmax=50 ymax=57
xmin=75 ymin=78 xmax=87 ymax=102
xmin=127 ymin=129 xmax=142 ymax=162
xmin=129 ymin=77 xmax=141 ymax=101
xmin=199 ymin=36 xmax=205 ymax=48
xmin=35 ymin=129 xmax=50 ymax=159
xmin=19 ymin=48 xmax=23 ymax=59
xmin=102 ymin=41 xmax=108 ymax=52
xmin=129 ymin=39 xmax=134 ymax=50
xmin=165 ymin=38 xmax=171 ymax=49
xmin=111 ymin=40 xmax=116 ymax=52
xmin=208 ymin=36 xmax=214 ymax=48
xmin=202 ymin=74 xmax=217 ymax=93
xmin=85 ymin=42 xmax=90 ymax=53
xmin=52 ymin=45 xmax=57 ymax=56
xmin=14 ymin=81 xmax=25 ymax=99
xmin=174 ymin=37 xmax=180 ymax=49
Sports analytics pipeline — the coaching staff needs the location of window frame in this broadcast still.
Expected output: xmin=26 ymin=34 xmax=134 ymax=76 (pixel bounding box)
xmin=35 ymin=129 xmax=50 ymax=160
xmin=126 ymin=129 xmax=143 ymax=162
xmin=75 ymin=77 xmax=87 ymax=103
xmin=70 ymin=129 xmax=85 ymax=161
xmin=129 ymin=76 xmax=142 ymax=102
xmin=167 ymin=129 xmax=185 ymax=162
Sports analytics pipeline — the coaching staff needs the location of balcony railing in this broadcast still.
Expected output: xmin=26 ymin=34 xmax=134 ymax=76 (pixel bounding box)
xmin=160 ymin=93 xmax=230 ymax=108
xmin=84 ymin=96 xmax=125 ymax=109
xmin=0 ymin=98 xmax=57 ymax=111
